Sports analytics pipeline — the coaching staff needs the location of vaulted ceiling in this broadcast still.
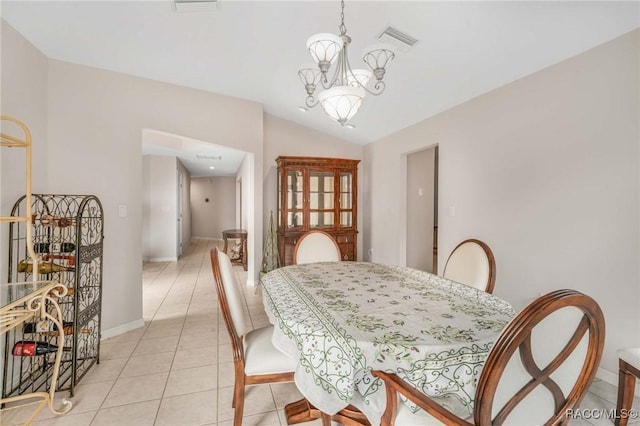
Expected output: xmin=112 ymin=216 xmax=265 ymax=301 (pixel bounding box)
xmin=3 ymin=1 xmax=638 ymax=173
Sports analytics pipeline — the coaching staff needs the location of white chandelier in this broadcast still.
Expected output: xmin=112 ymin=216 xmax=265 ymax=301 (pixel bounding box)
xmin=298 ymin=0 xmax=395 ymax=126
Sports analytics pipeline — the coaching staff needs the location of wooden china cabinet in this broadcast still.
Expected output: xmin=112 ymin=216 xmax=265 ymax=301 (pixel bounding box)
xmin=276 ymin=156 xmax=360 ymax=266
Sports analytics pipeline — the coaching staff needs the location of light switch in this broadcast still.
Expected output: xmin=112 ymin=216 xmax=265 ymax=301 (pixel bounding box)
xmin=118 ymin=204 xmax=127 ymax=218
xmin=448 ymin=205 xmax=456 ymax=217
xmin=418 ymin=187 xmax=424 ymax=196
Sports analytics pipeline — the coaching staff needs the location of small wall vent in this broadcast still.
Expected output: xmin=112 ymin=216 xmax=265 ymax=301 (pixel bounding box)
xmin=196 ymin=154 xmax=222 ymax=160
xmin=378 ymin=26 xmax=418 ymax=52
xmin=174 ymin=0 xmax=219 ymax=13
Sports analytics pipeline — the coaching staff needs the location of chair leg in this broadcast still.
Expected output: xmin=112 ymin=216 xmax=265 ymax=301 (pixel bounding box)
xmin=321 ymin=412 xmax=332 ymax=426
xmin=233 ymin=375 xmax=246 ymax=426
xmin=616 ymin=360 xmax=637 ymax=426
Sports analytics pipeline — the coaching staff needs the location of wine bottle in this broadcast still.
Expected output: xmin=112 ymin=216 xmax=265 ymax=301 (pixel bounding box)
xmin=39 ymin=328 xmax=92 ymax=337
xmin=60 ymin=243 xmax=76 ymax=253
xmin=23 ymin=321 xmax=73 ymax=334
xmin=17 ymin=260 xmax=74 ymax=274
xmin=34 ymin=242 xmax=50 ymax=253
xmin=12 ymin=341 xmax=72 ymax=356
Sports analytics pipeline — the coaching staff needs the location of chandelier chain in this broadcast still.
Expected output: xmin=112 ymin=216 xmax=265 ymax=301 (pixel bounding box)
xmin=339 ymin=0 xmax=347 ymax=36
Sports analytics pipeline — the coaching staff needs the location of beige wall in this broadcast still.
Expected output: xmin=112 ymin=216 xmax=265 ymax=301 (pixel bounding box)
xmin=263 ymin=114 xmax=364 ymax=258
xmin=365 ymin=29 xmax=640 ymax=374
xmin=406 ymin=147 xmax=436 ymax=272
xmin=191 ymin=176 xmax=236 ymax=239
xmin=142 ymin=156 xmax=178 ymax=261
xmin=0 ymin=22 xmax=49 ymax=283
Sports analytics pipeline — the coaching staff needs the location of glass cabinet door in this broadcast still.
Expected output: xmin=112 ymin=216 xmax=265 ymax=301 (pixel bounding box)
xmin=339 ymin=172 xmax=353 ymax=228
xmin=286 ymin=169 xmax=304 ymax=229
xmin=309 ymin=170 xmax=334 ymax=228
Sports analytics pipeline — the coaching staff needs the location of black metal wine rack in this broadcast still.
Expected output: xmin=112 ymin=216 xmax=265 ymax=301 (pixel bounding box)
xmin=2 ymin=194 xmax=104 ymax=398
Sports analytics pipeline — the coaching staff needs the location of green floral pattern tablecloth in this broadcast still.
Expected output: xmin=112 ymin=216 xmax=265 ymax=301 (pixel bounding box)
xmin=260 ymin=262 xmax=516 ymax=424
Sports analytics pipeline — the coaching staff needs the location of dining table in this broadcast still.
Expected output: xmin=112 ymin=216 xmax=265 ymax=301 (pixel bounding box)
xmin=260 ymin=261 xmax=517 ymax=425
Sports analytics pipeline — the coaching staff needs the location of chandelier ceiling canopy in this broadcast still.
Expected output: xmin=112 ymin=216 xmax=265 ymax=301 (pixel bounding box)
xmin=298 ymin=0 xmax=396 ymax=126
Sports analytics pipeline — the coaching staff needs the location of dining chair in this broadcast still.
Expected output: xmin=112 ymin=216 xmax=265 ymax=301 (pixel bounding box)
xmin=615 ymin=348 xmax=640 ymax=426
xmin=442 ymin=238 xmax=496 ymax=293
xmin=293 ymin=230 xmax=341 ymax=264
xmin=373 ymin=289 xmax=605 ymax=426
xmin=210 ymin=248 xmax=297 ymax=426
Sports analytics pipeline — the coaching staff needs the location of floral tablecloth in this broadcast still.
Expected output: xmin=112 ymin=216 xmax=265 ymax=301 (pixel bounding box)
xmin=260 ymin=262 xmax=516 ymax=424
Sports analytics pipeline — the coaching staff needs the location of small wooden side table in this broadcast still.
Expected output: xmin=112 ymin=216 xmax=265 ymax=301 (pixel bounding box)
xmin=222 ymin=229 xmax=248 ymax=271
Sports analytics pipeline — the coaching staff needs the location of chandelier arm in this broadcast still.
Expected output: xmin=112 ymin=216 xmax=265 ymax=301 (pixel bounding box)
xmin=305 ymin=96 xmax=320 ymax=109
xmin=341 ymin=46 xmax=385 ymax=96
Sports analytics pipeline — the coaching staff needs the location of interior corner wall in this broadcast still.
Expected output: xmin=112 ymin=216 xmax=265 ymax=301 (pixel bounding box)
xmin=143 ymin=156 xmax=177 ymax=262
xmin=406 ymin=147 xmax=436 ymax=272
xmin=0 ymin=20 xmax=48 ymax=285
xmin=177 ymin=159 xmax=191 ymax=255
xmin=262 ymin=114 xmax=364 ymax=259
xmin=364 ymin=29 xmax=640 ymax=374
xmin=191 ymin=176 xmax=236 ymax=239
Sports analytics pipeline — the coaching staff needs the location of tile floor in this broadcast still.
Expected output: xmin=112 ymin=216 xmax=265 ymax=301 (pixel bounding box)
xmin=3 ymin=239 xmax=639 ymax=425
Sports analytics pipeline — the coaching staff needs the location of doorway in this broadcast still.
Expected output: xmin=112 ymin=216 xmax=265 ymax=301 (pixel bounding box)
xmin=406 ymin=146 xmax=438 ymax=273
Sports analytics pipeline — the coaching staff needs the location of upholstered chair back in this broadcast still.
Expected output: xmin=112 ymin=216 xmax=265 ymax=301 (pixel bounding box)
xmin=214 ymin=248 xmax=250 ymax=338
xmin=293 ymin=230 xmax=341 ymax=264
xmin=443 ymin=239 xmax=496 ymax=293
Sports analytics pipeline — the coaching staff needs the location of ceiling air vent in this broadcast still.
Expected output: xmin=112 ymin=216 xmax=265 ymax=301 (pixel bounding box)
xmin=174 ymin=0 xmax=219 ymax=13
xmin=378 ymin=26 xmax=418 ymax=52
xmin=196 ymin=154 xmax=222 ymax=160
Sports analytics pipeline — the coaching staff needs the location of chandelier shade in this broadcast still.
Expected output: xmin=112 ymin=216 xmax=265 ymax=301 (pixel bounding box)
xmin=346 ymin=69 xmax=372 ymax=88
xmin=298 ymin=66 xmax=323 ymax=95
xmin=306 ymin=33 xmax=343 ymax=71
xmin=298 ymin=0 xmax=396 ymax=126
xmin=318 ymin=86 xmax=365 ymax=125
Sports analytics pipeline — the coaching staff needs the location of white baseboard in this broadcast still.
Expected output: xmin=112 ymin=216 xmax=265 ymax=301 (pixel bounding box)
xmin=145 ymin=257 xmax=178 ymax=262
xmin=192 ymin=237 xmax=223 ymax=241
xmin=101 ymin=318 xmax=145 ymax=340
xmin=246 ymin=279 xmax=256 ymax=287
xmin=597 ymin=367 xmax=618 ymax=386
xmin=596 ymin=366 xmax=640 ymax=395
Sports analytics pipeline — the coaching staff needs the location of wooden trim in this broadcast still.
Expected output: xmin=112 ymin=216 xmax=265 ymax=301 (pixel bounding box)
xmin=276 ymin=155 xmax=361 ymax=168
xmin=443 ymin=238 xmax=496 ymax=294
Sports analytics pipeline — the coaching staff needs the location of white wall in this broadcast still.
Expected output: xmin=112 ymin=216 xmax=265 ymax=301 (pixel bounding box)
xmin=191 ymin=176 xmax=236 ymax=239
xmin=406 ymin=147 xmax=436 ymax=272
xmin=365 ymin=29 xmax=640 ymax=374
xmin=237 ymin=153 xmax=257 ymax=283
xmin=177 ymin=159 xmax=191 ymax=256
xmin=143 ymin=156 xmax=177 ymax=261
xmin=263 ymin=114 xmax=364 ymax=258
xmin=0 ymin=21 xmax=48 ymax=284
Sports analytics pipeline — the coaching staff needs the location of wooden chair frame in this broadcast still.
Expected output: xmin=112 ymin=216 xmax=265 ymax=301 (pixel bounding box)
xmin=210 ymin=248 xmax=295 ymax=426
xmin=293 ymin=230 xmax=341 ymax=265
xmin=374 ymin=289 xmax=605 ymax=426
xmin=615 ymin=357 xmax=640 ymax=426
xmin=443 ymin=239 xmax=497 ymax=294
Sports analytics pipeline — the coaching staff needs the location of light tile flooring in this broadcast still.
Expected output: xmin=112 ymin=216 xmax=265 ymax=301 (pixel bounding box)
xmin=3 ymin=239 xmax=640 ymax=425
